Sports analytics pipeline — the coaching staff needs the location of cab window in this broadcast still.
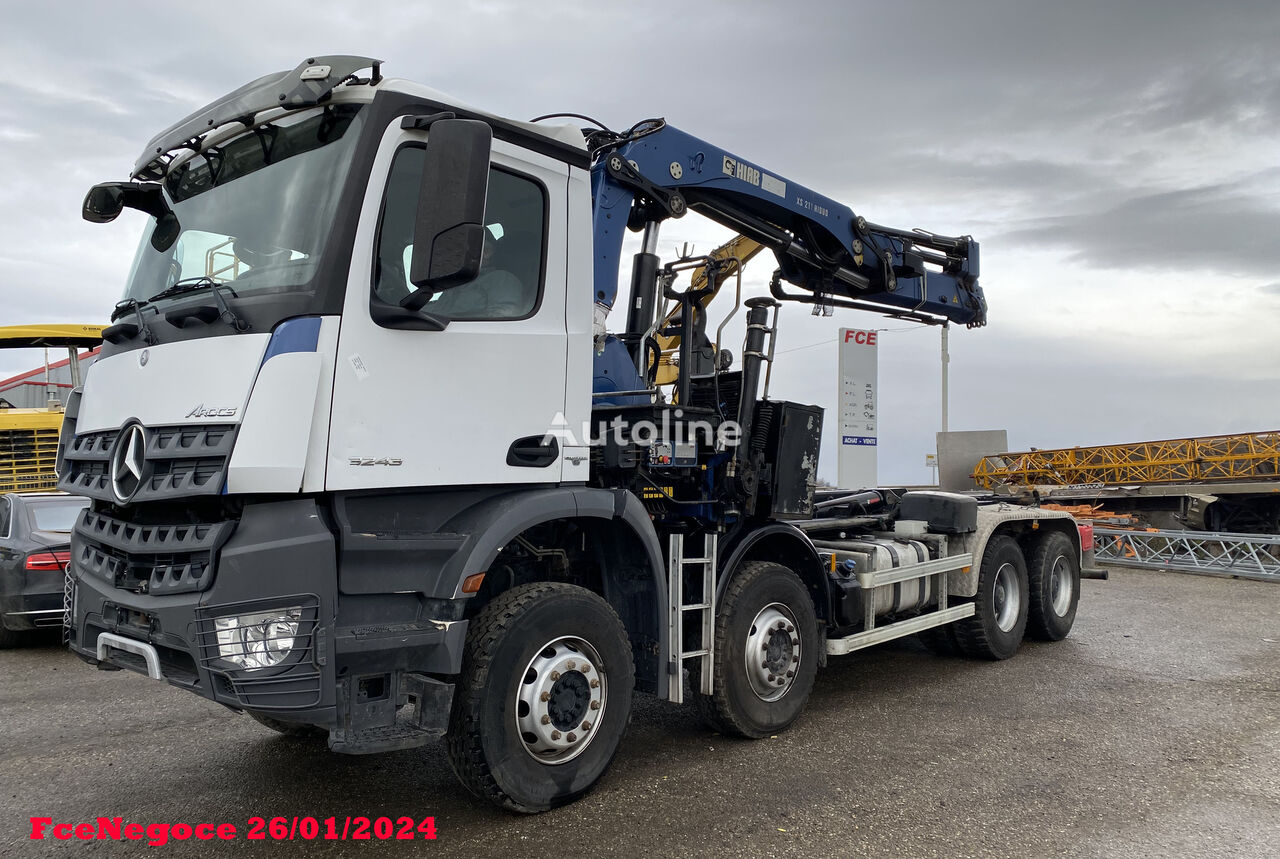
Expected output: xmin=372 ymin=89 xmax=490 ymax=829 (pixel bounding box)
xmin=374 ymin=147 xmax=546 ymax=320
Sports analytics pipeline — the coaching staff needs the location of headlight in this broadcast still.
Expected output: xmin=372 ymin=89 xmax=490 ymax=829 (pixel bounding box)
xmin=213 ymin=606 xmax=303 ymax=671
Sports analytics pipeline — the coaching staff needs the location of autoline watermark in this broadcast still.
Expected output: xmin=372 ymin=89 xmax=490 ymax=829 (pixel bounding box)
xmin=545 ymin=410 xmax=743 ymax=449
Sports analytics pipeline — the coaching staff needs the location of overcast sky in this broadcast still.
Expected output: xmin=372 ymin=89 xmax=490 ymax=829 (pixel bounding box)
xmin=2 ymin=0 xmax=1278 ymax=484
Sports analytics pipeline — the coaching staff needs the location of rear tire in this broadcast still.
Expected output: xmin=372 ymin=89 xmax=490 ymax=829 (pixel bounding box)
xmin=917 ymin=622 xmax=961 ymax=656
xmin=1027 ymin=531 xmax=1080 ymax=641
xmin=953 ymin=535 xmax=1028 ymax=660
xmin=446 ymin=582 xmax=634 ymax=813
xmin=694 ymin=561 xmax=819 ymax=738
xmin=246 ymin=711 xmax=327 ymax=738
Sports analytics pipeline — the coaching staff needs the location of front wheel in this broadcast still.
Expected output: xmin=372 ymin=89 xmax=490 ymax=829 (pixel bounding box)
xmin=695 ymin=561 xmax=819 ymax=738
xmin=953 ymin=534 xmax=1029 ymax=660
xmin=445 ymin=582 xmax=634 ymax=813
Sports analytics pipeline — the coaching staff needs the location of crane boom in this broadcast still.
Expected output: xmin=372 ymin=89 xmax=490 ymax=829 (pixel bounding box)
xmin=589 ymin=120 xmax=985 ymax=329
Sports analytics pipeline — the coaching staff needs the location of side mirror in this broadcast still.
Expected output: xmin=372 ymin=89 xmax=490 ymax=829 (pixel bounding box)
xmin=83 ymin=184 xmax=126 ymax=223
xmin=83 ymin=180 xmax=182 ymax=252
xmin=405 ymin=118 xmax=492 ymax=306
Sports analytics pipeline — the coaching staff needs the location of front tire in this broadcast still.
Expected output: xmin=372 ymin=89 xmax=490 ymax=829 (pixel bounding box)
xmin=1027 ymin=531 xmax=1080 ymax=641
xmin=953 ymin=534 xmax=1028 ymax=660
xmin=695 ymin=561 xmax=819 ymax=738
xmin=446 ymin=582 xmax=634 ymax=813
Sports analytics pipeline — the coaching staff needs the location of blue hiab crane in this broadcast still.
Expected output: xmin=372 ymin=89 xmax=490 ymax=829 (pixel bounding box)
xmin=65 ymin=56 xmax=1083 ymax=815
xmin=583 ymin=116 xmax=984 ymax=405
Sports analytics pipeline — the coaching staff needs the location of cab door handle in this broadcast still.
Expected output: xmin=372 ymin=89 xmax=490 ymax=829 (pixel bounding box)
xmin=507 ymin=436 xmax=559 ymax=468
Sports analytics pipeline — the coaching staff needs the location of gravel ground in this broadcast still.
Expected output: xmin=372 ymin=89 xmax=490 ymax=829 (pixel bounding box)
xmin=1 ymin=566 xmax=1277 ymax=857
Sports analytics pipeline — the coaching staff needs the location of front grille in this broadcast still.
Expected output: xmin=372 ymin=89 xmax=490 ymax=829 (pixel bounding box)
xmin=195 ymin=596 xmax=323 ymax=710
xmin=75 ymin=508 xmax=236 ymax=595
xmin=59 ymin=423 xmax=236 ymax=503
xmin=0 ymin=425 xmax=60 ymax=493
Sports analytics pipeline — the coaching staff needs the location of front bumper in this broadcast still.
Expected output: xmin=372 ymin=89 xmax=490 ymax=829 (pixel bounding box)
xmin=67 ymin=498 xmax=468 ymax=737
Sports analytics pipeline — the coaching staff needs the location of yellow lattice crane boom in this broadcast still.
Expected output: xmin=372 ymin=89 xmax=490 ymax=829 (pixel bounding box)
xmin=972 ymin=431 xmax=1280 ymax=489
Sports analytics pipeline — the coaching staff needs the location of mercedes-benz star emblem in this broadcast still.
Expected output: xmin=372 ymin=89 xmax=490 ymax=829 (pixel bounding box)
xmin=139 ymin=349 xmax=149 ymax=367
xmin=111 ymin=424 xmax=148 ymax=503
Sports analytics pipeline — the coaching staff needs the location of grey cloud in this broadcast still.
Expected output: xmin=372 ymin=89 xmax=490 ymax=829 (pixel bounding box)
xmin=998 ymin=174 xmax=1280 ymax=278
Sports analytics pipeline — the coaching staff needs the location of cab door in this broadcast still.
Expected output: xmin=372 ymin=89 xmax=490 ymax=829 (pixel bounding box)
xmin=328 ymin=121 xmax=570 ymax=490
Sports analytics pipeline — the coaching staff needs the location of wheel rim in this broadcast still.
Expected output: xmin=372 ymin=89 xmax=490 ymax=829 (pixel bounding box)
xmin=515 ymin=636 xmax=606 ymax=765
xmin=743 ymin=602 xmax=801 ymax=702
xmin=992 ymin=562 xmax=1022 ymax=632
xmin=1049 ymin=554 xmax=1074 ymax=616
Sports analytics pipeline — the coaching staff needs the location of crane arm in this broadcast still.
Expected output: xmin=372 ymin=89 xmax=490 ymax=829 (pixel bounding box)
xmin=589 ymin=120 xmax=985 ymax=328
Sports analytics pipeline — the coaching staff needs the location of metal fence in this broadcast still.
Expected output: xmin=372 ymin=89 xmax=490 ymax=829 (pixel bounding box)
xmin=1093 ymin=527 xmax=1280 ymax=583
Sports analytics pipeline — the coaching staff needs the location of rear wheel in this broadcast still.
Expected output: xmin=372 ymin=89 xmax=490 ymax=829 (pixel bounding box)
xmin=446 ymin=582 xmax=634 ymax=812
xmin=695 ymin=561 xmax=819 ymax=738
xmin=953 ymin=535 xmax=1028 ymax=660
xmin=1027 ymin=531 xmax=1080 ymax=641
xmin=917 ymin=622 xmax=961 ymax=656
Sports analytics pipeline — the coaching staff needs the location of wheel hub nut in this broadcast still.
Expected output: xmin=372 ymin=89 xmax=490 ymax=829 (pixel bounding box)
xmin=590 ymin=678 xmax=600 ymax=688
xmin=567 ymin=732 xmax=577 ymax=742
xmin=551 ymin=730 xmax=561 ymax=740
xmin=590 ymin=700 xmax=601 ymax=710
xmin=541 ymin=715 xmax=551 ymax=725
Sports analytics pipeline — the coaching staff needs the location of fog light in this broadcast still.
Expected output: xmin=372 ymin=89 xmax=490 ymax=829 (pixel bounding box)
xmin=213 ymin=607 xmax=302 ymax=671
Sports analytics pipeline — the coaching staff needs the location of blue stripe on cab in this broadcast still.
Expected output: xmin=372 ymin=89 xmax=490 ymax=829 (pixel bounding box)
xmin=261 ymin=317 xmax=322 ymax=364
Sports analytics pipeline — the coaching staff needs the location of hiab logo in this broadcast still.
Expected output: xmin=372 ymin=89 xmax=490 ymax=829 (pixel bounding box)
xmin=722 ymin=155 xmax=761 ymax=187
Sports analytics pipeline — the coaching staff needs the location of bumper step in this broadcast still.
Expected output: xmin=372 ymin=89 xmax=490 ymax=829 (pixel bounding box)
xmin=330 ymin=673 xmax=454 ymax=755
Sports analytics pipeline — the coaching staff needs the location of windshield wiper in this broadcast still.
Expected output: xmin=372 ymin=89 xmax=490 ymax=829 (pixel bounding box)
xmin=104 ymin=299 xmax=157 ymax=345
xmin=148 ymin=277 xmax=250 ymax=332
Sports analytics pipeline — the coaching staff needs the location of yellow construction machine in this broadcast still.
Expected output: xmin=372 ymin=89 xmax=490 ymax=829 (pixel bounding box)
xmin=0 ymin=325 xmax=105 ymax=492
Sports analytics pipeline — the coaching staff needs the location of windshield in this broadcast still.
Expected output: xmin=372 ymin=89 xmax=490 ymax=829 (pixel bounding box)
xmin=121 ymin=104 xmax=366 ymax=304
xmin=28 ymin=498 xmax=89 ymax=533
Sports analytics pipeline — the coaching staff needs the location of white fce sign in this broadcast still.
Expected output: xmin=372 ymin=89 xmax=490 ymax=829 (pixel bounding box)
xmin=837 ymin=328 xmax=878 ymax=489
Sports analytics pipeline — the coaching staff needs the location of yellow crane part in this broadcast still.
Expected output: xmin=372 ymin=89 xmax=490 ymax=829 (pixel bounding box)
xmin=0 ymin=324 xmax=105 ymax=349
xmin=971 ymin=431 xmax=1280 ymax=488
xmin=0 ymin=323 xmax=105 ymax=493
xmin=0 ymin=417 xmax=60 ymax=493
xmin=653 ymin=235 xmax=765 ymax=386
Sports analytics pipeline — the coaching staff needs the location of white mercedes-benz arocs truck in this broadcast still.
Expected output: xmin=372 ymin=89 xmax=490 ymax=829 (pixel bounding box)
xmin=61 ymin=56 xmax=1085 ymax=812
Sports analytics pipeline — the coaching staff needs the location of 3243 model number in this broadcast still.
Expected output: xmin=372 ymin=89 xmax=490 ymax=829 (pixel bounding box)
xmin=349 ymin=457 xmax=403 ymax=466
